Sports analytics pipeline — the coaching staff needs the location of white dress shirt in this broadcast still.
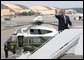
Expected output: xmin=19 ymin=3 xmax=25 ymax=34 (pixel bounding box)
xmin=64 ymin=15 xmax=66 ymax=24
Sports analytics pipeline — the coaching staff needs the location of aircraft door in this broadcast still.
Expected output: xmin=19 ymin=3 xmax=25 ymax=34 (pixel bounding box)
xmin=17 ymin=36 xmax=24 ymax=47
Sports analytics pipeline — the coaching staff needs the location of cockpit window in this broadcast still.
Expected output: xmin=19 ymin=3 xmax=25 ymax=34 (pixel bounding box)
xmin=30 ymin=29 xmax=52 ymax=34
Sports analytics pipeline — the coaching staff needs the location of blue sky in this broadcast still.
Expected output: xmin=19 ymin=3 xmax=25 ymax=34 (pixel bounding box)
xmin=1 ymin=1 xmax=83 ymax=8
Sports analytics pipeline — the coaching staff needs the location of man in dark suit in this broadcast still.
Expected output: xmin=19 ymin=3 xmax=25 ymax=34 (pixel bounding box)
xmin=55 ymin=9 xmax=72 ymax=32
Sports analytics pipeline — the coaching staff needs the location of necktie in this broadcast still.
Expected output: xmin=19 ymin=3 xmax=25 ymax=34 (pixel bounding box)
xmin=64 ymin=16 xmax=66 ymax=24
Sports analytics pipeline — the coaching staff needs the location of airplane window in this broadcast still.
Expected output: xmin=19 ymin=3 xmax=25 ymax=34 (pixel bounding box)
xmin=30 ymin=29 xmax=52 ymax=34
xmin=22 ymin=37 xmax=51 ymax=52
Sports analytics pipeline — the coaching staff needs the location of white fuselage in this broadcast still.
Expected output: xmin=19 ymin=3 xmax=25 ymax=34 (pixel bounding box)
xmin=16 ymin=24 xmax=58 ymax=37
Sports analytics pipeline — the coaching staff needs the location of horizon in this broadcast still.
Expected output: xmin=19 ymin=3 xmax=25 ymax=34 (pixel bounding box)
xmin=1 ymin=1 xmax=83 ymax=8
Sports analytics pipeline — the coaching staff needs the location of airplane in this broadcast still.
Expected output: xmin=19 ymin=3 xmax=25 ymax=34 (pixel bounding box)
xmin=4 ymin=16 xmax=83 ymax=59
xmin=74 ymin=13 xmax=83 ymax=21
xmin=4 ymin=16 xmax=58 ymax=56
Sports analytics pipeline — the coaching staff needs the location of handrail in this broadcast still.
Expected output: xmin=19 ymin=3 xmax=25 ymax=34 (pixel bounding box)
xmin=49 ymin=33 xmax=81 ymax=58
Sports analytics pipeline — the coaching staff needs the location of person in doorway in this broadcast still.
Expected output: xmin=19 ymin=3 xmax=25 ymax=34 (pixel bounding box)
xmin=79 ymin=16 xmax=82 ymax=21
xmin=4 ymin=44 xmax=8 ymax=58
xmin=55 ymin=9 xmax=72 ymax=33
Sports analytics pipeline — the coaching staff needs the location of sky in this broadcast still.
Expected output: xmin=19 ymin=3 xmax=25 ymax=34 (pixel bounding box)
xmin=1 ymin=1 xmax=83 ymax=8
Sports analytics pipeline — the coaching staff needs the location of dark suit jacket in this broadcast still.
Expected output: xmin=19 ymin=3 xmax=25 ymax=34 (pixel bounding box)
xmin=55 ymin=15 xmax=72 ymax=31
